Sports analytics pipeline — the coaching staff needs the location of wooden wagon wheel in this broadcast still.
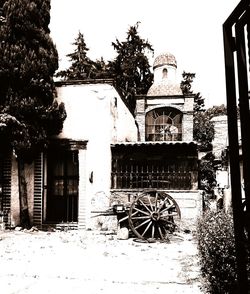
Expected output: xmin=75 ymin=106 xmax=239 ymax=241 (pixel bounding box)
xmin=128 ymin=191 xmax=181 ymax=240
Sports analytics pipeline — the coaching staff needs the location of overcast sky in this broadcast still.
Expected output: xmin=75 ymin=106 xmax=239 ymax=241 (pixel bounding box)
xmin=49 ymin=0 xmax=240 ymax=108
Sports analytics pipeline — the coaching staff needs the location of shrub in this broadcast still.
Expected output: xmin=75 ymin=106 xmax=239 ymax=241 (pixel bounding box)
xmin=196 ymin=210 xmax=238 ymax=293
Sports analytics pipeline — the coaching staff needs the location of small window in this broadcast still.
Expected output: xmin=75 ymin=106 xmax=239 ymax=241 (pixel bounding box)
xmin=162 ymin=68 xmax=168 ymax=79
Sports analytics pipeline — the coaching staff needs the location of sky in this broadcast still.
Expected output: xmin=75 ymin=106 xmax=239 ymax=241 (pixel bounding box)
xmin=49 ymin=0 xmax=241 ymax=108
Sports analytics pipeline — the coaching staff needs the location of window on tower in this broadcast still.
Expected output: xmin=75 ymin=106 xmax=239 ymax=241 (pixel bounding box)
xmin=162 ymin=68 xmax=168 ymax=79
xmin=145 ymin=107 xmax=182 ymax=141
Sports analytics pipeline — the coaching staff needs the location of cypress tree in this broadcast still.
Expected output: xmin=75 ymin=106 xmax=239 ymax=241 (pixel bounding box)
xmin=0 ymin=0 xmax=66 ymax=227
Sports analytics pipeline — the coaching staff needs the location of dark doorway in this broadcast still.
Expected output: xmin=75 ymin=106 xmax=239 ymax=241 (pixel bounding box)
xmin=46 ymin=150 xmax=79 ymax=223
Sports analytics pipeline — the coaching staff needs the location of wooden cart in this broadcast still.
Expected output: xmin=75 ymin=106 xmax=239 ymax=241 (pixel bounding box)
xmin=112 ymin=190 xmax=181 ymax=241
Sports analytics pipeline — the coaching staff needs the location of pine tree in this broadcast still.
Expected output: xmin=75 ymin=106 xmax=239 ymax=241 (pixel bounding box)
xmin=109 ymin=22 xmax=154 ymax=114
xmin=180 ymin=71 xmax=213 ymax=150
xmin=0 ymin=0 xmax=66 ymax=227
xmin=180 ymin=71 xmax=205 ymax=111
xmin=56 ymin=31 xmax=95 ymax=80
xmin=93 ymin=57 xmax=110 ymax=79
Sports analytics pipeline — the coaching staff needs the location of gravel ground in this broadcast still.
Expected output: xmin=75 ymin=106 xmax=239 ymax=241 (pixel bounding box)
xmin=0 ymin=229 xmax=203 ymax=294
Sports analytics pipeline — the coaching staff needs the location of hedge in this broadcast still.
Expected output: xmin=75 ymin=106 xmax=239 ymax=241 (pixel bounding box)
xmin=196 ymin=210 xmax=238 ymax=293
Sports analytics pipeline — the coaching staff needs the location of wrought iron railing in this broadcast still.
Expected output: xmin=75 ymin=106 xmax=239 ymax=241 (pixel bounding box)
xmin=111 ymin=164 xmax=191 ymax=190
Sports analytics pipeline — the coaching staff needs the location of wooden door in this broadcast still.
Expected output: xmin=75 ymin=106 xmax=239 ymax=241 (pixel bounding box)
xmin=46 ymin=150 xmax=79 ymax=223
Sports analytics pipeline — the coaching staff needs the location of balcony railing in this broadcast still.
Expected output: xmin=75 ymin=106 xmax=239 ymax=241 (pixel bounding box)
xmin=111 ymin=169 xmax=191 ymax=190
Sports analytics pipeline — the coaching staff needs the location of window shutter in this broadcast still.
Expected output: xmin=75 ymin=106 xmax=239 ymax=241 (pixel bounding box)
xmin=33 ymin=153 xmax=43 ymax=228
xmin=2 ymin=154 xmax=12 ymax=227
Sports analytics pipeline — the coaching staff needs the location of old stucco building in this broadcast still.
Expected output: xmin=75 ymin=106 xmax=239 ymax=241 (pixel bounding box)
xmin=0 ymin=52 xmax=202 ymax=230
xmin=0 ymin=80 xmax=138 ymax=229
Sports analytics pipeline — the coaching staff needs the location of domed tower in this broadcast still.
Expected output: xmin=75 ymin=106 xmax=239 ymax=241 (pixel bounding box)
xmin=147 ymin=52 xmax=182 ymax=96
xmin=135 ymin=52 xmax=194 ymax=142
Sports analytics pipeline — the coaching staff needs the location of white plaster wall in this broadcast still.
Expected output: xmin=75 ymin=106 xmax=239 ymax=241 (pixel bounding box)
xmin=169 ymin=191 xmax=202 ymax=229
xmin=55 ymin=83 xmax=138 ymax=223
xmin=10 ymin=157 xmax=19 ymax=227
xmin=56 ymin=83 xmax=137 ymax=143
xmin=110 ymin=95 xmax=138 ymax=143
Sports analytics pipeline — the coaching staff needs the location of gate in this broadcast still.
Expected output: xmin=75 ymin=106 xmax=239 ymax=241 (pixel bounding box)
xmin=223 ymin=0 xmax=250 ymax=292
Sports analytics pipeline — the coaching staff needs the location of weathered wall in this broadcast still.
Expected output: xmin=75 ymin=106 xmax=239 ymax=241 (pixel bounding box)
xmin=182 ymin=95 xmax=194 ymax=141
xmin=10 ymin=157 xmax=19 ymax=227
xmin=135 ymin=96 xmax=146 ymax=141
xmin=110 ymin=95 xmax=137 ymax=143
xmin=55 ymin=83 xmax=138 ymax=229
xmin=211 ymin=115 xmax=228 ymax=159
xmin=10 ymin=157 xmax=34 ymax=227
xmin=169 ymin=191 xmax=202 ymax=228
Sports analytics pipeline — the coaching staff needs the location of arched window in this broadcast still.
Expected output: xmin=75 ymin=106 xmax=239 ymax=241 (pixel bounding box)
xmin=145 ymin=107 xmax=182 ymax=141
xmin=162 ymin=68 xmax=168 ymax=79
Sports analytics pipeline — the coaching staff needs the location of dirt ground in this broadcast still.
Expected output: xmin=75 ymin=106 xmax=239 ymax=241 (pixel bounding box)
xmin=0 ymin=229 xmax=203 ymax=294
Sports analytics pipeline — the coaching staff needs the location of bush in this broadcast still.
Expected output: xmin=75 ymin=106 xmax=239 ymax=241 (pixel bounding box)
xmin=196 ymin=210 xmax=238 ymax=293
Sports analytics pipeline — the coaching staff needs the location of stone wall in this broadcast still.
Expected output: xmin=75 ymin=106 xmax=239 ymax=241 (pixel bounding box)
xmin=211 ymin=115 xmax=228 ymax=159
xmin=135 ymin=96 xmax=146 ymax=141
xmin=182 ymin=112 xmax=194 ymax=141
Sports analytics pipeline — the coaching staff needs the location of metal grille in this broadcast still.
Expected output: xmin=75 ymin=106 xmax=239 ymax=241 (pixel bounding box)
xmin=33 ymin=153 xmax=43 ymax=229
xmin=111 ymin=161 xmax=191 ymax=190
xmin=1 ymin=154 xmax=11 ymax=227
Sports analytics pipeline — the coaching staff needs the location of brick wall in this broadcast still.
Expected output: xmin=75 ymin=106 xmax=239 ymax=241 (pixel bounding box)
xmin=135 ymin=97 xmax=146 ymax=141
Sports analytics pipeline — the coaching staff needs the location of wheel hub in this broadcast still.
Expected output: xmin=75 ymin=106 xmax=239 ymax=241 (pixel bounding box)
xmin=151 ymin=211 xmax=160 ymax=221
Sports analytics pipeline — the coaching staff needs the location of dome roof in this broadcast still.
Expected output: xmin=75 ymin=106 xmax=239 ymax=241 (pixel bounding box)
xmin=153 ymin=52 xmax=177 ymax=69
xmin=147 ymin=82 xmax=182 ymax=96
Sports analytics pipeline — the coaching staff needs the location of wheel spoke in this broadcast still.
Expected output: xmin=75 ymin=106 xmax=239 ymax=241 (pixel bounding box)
xmin=147 ymin=194 xmax=154 ymax=211
xmin=131 ymin=210 xmax=139 ymax=217
xmin=133 ymin=207 xmax=150 ymax=216
xmin=134 ymin=218 xmax=151 ymax=230
xmin=154 ymin=192 xmax=158 ymax=211
xmin=160 ymin=204 xmax=175 ymax=214
xmin=163 ymin=227 xmax=170 ymax=240
xmin=164 ymin=219 xmax=176 ymax=225
xmin=151 ymin=224 xmax=155 ymax=239
xmin=132 ymin=216 xmax=151 ymax=220
xmin=157 ymin=224 xmax=164 ymax=239
xmin=118 ymin=215 xmax=129 ymax=223
xmin=160 ymin=212 xmax=179 ymax=218
xmin=157 ymin=197 xmax=171 ymax=212
xmin=138 ymin=198 xmax=152 ymax=214
xmin=141 ymin=221 xmax=152 ymax=237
